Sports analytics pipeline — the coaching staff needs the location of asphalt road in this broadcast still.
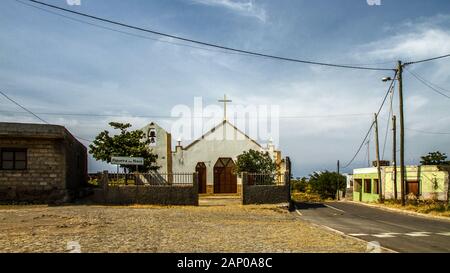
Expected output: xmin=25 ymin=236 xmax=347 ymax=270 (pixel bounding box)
xmin=294 ymin=201 xmax=450 ymax=253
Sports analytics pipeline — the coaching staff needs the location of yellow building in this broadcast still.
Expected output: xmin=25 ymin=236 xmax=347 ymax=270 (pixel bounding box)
xmin=353 ymin=165 xmax=450 ymax=202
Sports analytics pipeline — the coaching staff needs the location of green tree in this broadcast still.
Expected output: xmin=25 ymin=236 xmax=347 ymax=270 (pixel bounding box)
xmin=291 ymin=177 xmax=309 ymax=192
xmin=235 ymin=149 xmax=277 ymax=185
xmin=420 ymin=151 xmax=449 ymax=165
xmin=89 ymin=122 xmax=159 ymax=173
xmin=235 ymin=149 xmax=276 ymax=174
xmin=308 ymin=171 xmax=346 ymax=200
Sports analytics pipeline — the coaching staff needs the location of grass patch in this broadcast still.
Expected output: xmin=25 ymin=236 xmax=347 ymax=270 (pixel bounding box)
xmin=291 ymin=192 xmax=331 ymax=203
xmin=379 ymin=199 xmax=450 ymax=217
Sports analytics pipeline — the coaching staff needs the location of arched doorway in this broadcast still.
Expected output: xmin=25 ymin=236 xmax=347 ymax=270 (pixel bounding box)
xmin=214 ymin=158 xmax=237 ymax=194
xmin=196 ymin=162 xmax=207 ymax=194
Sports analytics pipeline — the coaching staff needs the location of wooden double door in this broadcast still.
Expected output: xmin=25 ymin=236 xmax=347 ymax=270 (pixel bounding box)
xmin=213 ymin=158 xmax=237 ymax=194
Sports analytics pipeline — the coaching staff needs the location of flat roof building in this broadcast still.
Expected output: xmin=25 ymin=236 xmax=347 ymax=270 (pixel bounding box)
xmin=0 ymin=122 xmax=88 ymax=203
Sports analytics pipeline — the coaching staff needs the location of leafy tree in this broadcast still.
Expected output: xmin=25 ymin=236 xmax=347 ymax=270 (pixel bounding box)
xmin=89 ymin=122 xmax=159 ymax=173
xmin=291 ymin=177 xmax=309 ymax=192
xmin=420 ymin=151 xmax=449 ymax=165
xmin=235 ymin=149 xmax=277 ymax=185
xmin=308 ymin=171 xmax=346 ymax=200
xmin=235 ymin=149 xmax=276 ymax=174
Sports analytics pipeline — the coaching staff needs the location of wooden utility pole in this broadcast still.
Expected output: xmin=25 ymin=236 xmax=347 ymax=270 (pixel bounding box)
xmin=337 ymin=160 xmax=340 ymax=201
xmin=374 ymin=113 xmax=383 ymax=202
xmin=392 ymin=115 xmax=398 ymax=201
xmin=398 ymin=61 xmax=406 ymax=206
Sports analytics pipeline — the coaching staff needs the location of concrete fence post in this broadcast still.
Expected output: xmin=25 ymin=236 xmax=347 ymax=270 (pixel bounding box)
xmin=192 ymin=172 xmax=199 ymax=206
xmin=101 ymin=170 xmax=109 ymax=191
xmin=241 ymin=172 xmax=248 ymax=205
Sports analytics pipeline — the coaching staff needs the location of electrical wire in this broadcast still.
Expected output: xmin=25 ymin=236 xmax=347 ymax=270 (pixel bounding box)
xmin=381 ymin=81 xmax=396 ymax=160
xmin=0 ymin=90 xmax=48 ymax=124
xmin=0 ymin=90 xmax=93 ymax=143
xmin=404 ymin=68 xmax=450 ymax=100
xmin=0 ymin=109 xmax=373 ymax=119
xmin=404 ymin=54 xmax=450 ymax=66
xmin=341 ymin=70 xmax=398 ymax=169
xmin=13 ymin=0 xmax=251 ymax=58
xmin=21 ymin=0 xmax=394 ymax=71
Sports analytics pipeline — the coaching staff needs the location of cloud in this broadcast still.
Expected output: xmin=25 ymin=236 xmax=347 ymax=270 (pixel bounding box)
xmin=355 ymin=15 xmax=450 ymax=62
xmin=190 ymin=0 xmax=266 ymax=22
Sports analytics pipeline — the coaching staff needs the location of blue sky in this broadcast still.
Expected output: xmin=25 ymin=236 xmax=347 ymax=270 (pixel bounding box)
xmin=1 ymin=0 xmax=450 ymax=176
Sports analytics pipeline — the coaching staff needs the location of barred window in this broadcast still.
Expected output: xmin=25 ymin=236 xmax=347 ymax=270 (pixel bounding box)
xmin=1 ymin=148 xmax=27 ymax=170
xmin=373 ymin=179 xmax=379 ymax=194
xmin=364 ymin=179 xmax=372 ymax=194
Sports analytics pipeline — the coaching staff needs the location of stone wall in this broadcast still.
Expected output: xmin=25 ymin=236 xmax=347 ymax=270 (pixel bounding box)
xmin=0 ymin=138 xmax=67 ymax=203
xmin=87 ymin=172 xmax=199 ymax=206
xmin=241 ymin=173 xmax=290 ymax=205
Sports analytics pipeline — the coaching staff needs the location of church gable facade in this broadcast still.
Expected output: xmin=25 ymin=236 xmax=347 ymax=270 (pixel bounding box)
xmin=142 ymin=120 xmax=284 ymax=194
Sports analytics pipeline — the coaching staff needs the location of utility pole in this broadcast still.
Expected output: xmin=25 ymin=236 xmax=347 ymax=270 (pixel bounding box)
xmin=398 ymin=61 xmax=406 ymax=206
xmin=374 ymin=113 xmax=383 ymax=202
xmin=392 ymin=115 xmax=398 ymax=201
xmin=337 ymin=160 xmax=340 ymax=201
xmin=367 ymin=140 xmax=370 ymax=167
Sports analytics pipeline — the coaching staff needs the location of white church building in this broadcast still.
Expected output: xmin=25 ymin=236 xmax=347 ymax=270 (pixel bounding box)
xmin=141 ymin=119 xmax=285 ymax=194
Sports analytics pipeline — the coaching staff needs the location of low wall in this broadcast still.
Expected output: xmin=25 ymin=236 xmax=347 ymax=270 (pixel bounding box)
xmin=86 ymin=172 xmax=199 ymax=206
xmin=0 ymin=186 xmax=69 ymax=204
xmin=88 ymin=185 xmax=198 ymax=206
xmin=241 ymin=173 xmax=290 ymax=205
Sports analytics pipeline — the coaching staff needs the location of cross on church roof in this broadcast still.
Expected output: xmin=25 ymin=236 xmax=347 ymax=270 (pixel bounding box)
xmin=218 ymin=94 xmax=232 ymax=121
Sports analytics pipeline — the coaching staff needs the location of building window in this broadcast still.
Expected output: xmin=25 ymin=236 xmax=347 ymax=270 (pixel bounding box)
xmin=373 ymin=179 xmax=379 ymax=194
xmin=1 ymin=148 xmax=27 ymax=170
xmin=364 ymin=179 xmax=372 ymax=194
xmin=354 ymin=179 xmax=362 ymax=192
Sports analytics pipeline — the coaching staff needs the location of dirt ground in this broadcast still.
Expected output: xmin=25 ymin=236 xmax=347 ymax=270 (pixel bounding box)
xmin=0 ymin=197 xmax=367 ymax=253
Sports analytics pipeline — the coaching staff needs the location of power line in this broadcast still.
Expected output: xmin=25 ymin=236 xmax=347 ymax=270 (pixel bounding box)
xmin=342 ymin=70 xmax=398 ymax=169
xmin=0 ymin=90 xmax=48 ymax=124
xmin=404 ymin=54 xmax=450 ymax=66
xmin=405 ymin=68 xmax=450 ymax=99
xmin=13 ymin=0 xmax=250 ymax=58
xmin=22 ymin=0 xmax=394 ymax=71
xmin=0 ymin=109 xmax=373 ymax=119
xmin=0 ymin=90 xmax=93 ymax=143
xmin=405 ymin=127 xmax=450 ymax=135
xmin=381 ymin=80 xmax=396 ymax=159
xmin=405 ymin=67 xmax=450 ymax=93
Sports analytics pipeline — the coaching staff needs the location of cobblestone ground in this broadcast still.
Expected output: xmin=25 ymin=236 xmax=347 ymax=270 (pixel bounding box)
xmin=0 ymin=202 xmax=366 ymax=253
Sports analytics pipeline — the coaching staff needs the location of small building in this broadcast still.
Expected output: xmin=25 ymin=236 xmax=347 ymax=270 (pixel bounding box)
xmin=353 ymin=165 xmax=450 ymax=202
xmin=0 ymin=122 xmax=88 ymax=203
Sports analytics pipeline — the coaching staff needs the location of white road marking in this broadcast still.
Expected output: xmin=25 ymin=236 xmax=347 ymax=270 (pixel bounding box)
xmin=373 ymin=233 xmax=401 ymax=238
xmin=346 ymin=231 xmax=450 ymax=238
xmin=324 ymin=204 xmax=345 ymax=213
xmin=404 ymin=232 xmax=432 ymax=237
xmin=348 ymin=233 xmax=369 ymax=237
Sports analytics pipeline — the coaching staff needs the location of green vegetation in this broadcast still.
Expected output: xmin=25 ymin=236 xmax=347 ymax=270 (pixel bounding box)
xmin=381 ymin=199 xmax=450 ymax=218
xmin=291 ymin=171 xmax=346 ymax=202
xmin=89 ymin=122 xmax=159 ymax=173
xmin=235 ymin=149 xmax=276 ymax=174
xmin=420 ymin=151 xmax=450 ymax=165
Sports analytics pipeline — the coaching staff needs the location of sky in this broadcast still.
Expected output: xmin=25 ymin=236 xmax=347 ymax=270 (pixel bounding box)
xmin=1 ymin=0 xmax=450 ymax=177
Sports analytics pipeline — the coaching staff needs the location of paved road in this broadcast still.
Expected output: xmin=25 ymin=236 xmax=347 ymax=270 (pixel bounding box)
xmin=295 ymin=201 xmax=450 ymax=253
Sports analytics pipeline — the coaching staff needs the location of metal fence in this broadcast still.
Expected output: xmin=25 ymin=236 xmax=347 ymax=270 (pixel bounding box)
xmin=88 ymin=172 xmax=196 ymax=187
xmin=246 ymin=172 xmax=287 ymax=186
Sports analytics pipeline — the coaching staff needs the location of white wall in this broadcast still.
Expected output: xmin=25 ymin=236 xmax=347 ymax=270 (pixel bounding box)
xmin=172 ymin=121 xmax=265 ymax=185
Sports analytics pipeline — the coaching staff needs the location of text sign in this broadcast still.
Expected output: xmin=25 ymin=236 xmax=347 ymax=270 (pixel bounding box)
xmin=111 ymin=157 xmax=144 ymax=166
